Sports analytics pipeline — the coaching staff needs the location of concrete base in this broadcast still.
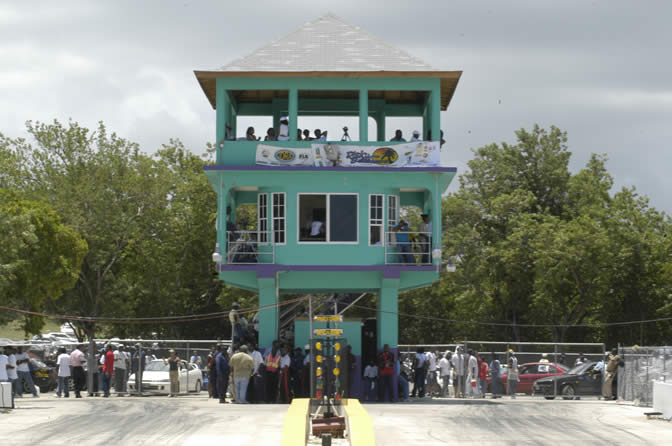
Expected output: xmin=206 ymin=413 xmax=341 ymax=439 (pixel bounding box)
xmin=653 ymin=381 xmax=672 ymax=419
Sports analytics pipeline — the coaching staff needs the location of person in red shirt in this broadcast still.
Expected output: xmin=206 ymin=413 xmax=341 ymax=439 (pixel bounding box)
xmin=478 ymin=354 xmax=489 ymax=398
xmin=378 ymin=344 xmax=395 ymax=402
xmin=102 ymin=344 xmax=115 ymax=397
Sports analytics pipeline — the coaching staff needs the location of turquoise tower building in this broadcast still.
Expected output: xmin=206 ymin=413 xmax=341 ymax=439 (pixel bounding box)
xmin=196 ymin=15 xmax=461 ymax=380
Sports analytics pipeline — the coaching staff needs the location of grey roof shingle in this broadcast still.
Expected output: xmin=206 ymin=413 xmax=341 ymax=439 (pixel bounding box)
xmin=218 ymin=13 xmax=435 ymax=72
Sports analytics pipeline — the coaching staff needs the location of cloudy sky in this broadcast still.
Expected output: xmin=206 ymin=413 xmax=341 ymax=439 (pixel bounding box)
xmin=1 ymin=0 xmax=671 ymax=211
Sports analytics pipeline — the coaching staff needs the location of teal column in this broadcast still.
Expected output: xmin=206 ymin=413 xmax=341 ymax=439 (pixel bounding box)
xmin=215 ymin=80 xmax=230 ymax=164
xmin=359 ymin=89 xmax=368 ymax=142
xmin=288 ymin=88 xmax=298 ymax=141
xmin=231 ymin=103 xmax=237 ymax=139
xmin=422 ymin=101 xmax=428 ymax=140
xmin=257 ymin=276 xmax=278 ymax=351
xmin=377 ymin=277 xmax=399 ymax=350
xmin=376 ymin=109 xmax=386 ymax=142
xmin=272 ymin=98 xmax=281 ymax=134
xmin=431 ymin=84 xmax=441 ymax=142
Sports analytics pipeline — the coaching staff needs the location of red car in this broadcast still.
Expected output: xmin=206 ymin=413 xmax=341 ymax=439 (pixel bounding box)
xmin=489 ymin=362 xmax=568 ymax=394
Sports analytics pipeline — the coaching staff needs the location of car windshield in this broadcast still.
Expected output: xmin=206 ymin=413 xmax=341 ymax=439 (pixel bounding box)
xmin=145 ymin=360 xmax=169 ymax=372
xmin=566 ymin=361 xmax=593 ymax=375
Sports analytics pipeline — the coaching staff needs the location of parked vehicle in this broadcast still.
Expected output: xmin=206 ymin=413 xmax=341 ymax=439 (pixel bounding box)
xmin=489 ymin=362 xmax=568 ymax=394
xmin=28 ymin=357 xmax=57 ymax=394
xmin=533 ymin=361 xmax=603 ymax=400
xmin=127 ymin=359 xmax=202 ymax=395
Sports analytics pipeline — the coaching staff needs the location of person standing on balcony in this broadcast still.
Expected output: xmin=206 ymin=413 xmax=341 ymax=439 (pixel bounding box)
xmin=418 ymin=214 xmax=432 ymax=264
xmin=264 ymin=128 xmax=277 ymax=141
xmin=277 ymin=117 xmax=290 ymax=141
xmin=410 ymin=130 xmax=422 ymax=142
xmin=245 ymin=126 xmax=260 ymax=141
xmin=390 ymin=129 xmax=406 ymax=142
xmin=314 ymin=129 xmax=328 ymax=141
xmin=303 ymin=129 xmax=312 ymax=141
xmin=394 ymin=220 xmax=414 ymax=264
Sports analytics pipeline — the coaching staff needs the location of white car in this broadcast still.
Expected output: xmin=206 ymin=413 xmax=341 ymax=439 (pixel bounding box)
xmin=128 ymin=359 xmax=202 ymax=394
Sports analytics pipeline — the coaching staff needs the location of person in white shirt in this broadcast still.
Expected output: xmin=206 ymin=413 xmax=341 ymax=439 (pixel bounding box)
xmin=313 ymin=129 xmax=328 ymax=141
xmin=438 ymin=351 xmax=453 ymax=397
xmin=410 ymin=130 xmax=422 ymax=142
xmin=278 ymin=346 xmax=292 ymax=403
xmin=113 ymin=345 xmax=129 ymax=396
xmin=247 ymin=343 xmax=264 ymax=403
xmin=55 ymin=347 xmax=71 ymax=398
xmin=7 ymin=347 xmax=19 ymax=400
xmin=363 ymin=360 xmax=378 ymax=402
xmin=70 ymin=346 xmax=86 ymax=398
xmin=0 ymin=349 xmax=13 ymax=408
xmin=426 ymin=350 xmax=438 ymax=397
xmin=277 ymin=117 xmax=290 ymax=141
xmin=451 ymin=347 xmax=466 ymax=398
xmin=466 ymin=349 xmax=479 ymax=398
xmin=15 ymin=347 xmax=38 ymax=397
xmin=507 ymin=351 xmax=519 ymax=399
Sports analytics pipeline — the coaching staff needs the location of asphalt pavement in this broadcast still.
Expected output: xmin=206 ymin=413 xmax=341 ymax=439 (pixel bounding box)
xmin=3 ymin=394 xmax=671 ymax=445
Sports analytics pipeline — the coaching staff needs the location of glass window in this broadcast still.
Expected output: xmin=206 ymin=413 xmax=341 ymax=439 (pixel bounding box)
xmin=298 ymin=194 xmax=358 ymax=243
xmin=272 ymin=192 xmax=285 ymax=244
xmin=369 ymin=194 xmax=383 ymax=245
xmin=258 ymin=193 xmax=268 ymax=244
xmin=388 ymin=195 xmax=399 ymax=230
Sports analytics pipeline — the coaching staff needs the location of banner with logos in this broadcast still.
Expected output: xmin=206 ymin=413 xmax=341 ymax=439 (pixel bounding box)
xmin=312 ymin=141 xmax=441 ymax=168
xmin=255 ymin=144 xmax=314 ymax=166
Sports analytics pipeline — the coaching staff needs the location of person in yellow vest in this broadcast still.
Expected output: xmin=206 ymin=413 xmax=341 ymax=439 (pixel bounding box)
xmin=263 ymin=341 xmax=281 ymax=403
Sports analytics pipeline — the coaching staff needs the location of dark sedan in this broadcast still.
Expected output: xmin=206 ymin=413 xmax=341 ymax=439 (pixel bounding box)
xmin=28 ymin=357 xmax=57 ymax=393
xmin=533 ymin=361 xmax=603 ymax=400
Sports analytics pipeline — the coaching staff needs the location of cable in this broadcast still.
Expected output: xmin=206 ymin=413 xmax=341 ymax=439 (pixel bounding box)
xmin=349 ymin=304 xmax=672 ymax=328
xmin=0 ymin=295 xmax=310 ymax=325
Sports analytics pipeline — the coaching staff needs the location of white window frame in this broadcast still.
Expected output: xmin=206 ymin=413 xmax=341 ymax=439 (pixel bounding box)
xmin=272 ymin=192 xmax=286 ymax=245
xmin=296 ymin=193 xmax=359 ymax=244
xmin=387 ymin=195 xmax=399 ymax=230
xmin=257 ymin=193 xmax=268 ymax=244
xmin=369 ymin=194 xmax=384 ymax=246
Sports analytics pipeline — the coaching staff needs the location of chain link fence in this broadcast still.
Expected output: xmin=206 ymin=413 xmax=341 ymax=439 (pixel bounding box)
xmin=618 ymin=345 xmax=672 ymax=406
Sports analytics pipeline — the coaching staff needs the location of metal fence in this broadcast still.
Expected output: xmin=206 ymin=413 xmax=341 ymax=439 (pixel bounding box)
xmin=618 ymin=345 xmax=672 ymax=406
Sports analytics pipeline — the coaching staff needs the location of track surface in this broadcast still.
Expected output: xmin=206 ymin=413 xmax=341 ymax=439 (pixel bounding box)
xmin=4 ymin=395 xmax=671 ymax=445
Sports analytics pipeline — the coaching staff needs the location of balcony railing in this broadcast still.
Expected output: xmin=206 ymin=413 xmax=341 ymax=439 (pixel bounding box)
xmin=226 ymin=231 xmax=275 ymax=264
xmin=384 ymin=231 xmax=433 ymax=265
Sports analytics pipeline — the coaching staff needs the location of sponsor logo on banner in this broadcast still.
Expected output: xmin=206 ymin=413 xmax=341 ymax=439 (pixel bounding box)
xmin=255 ymin=144 xmax=313 ymax=166
xmin=312 ymin=142 xmax=440 ymax=168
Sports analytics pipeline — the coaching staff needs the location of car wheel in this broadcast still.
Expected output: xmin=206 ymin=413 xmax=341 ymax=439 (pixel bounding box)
xmin=23 ymin=380 xmax=32 ymax=394
xmin=544 ymin=396 xmax=555 ymax=400
xmin=561 ymin=384 xmax=576 ymax=400
xmin=194 ymin=380 xmax=201 ymax=394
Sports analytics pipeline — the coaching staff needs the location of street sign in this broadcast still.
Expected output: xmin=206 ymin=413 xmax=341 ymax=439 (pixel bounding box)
xmin=314 ymin=315 xmax=343 ymax=322
xmin=313 ymin=328 xmax=343 ymax=336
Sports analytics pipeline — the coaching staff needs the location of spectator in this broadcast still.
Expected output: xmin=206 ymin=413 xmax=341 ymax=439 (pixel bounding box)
xmin=394 ymin=220 xmax=414 ymax=264
xmin=70 ymin=345 xmax=86 ymax=398
xmin=451 ymin=347 xmax=466 ymax=398
xmin=418 ymin=214 xmax=432 ymax=264
xmin=439 ymin=351 xmax=453 ymax=397
xmin=246 ymin=126 xmax=260 ymax=141
xmin=216 ymin=345 xmax=230 ymax=404
xmin=575 ymin=352 xmax=587 ymax=366
xmin=247 ymin=343 xmax=264 ymax=403
xmin=302 ymin=129 xmax=312 ymax=141
xmin=207 ymin=345 xmax=218 ymax=398
xmin=131 ymin=344 xmax=147 ymax=395
xmin=15 ymin=346 xmax=38 ymax=398
xmin=164 ymin=349 xmax=181 ymax=397
xmin=230 ymin=302 xmax=246 ymax=344
xmin=56 ymin=347 xmax=71 ymax=398
xmin=101 ymin=344 xmax=114 ymax=398
xmin=378 ymin=344 xmax=395 ymax=402
xmin=6 ymin=347 xmax=18 ymax=401
xmin=314 ymin=129 xmax=328 ymax=141
xmin=277 ymin=117 xmax=289 ymax=141
xmin=264 ymin=127 xmax=277 ymax=141
xmin=478 ymin=353 xmax=489 ymax=398
xmin=603 ymin=348 xmax=623 ymax=400
xmin=489 ymin=353 xmax=501 ymax=399
xmin=467 ymin=349 xmax=479 ymax=398
xmin=507 ymin=351 xmax=519 ymax=399
xmin=390 ymin=129 xmax=406 ymax=142
xmin=410 ymin=130 xmax=422 ymax=142
xmin=363 ymin=360 xmax=378 ymax=402
xmin=411 ymin=347 xmax=427 ymax=398
xmin=230 ymin=345 xmax=254 ymax=404
xmin=113 ymin=345 xmax=129 ymax=396
xmin=425 ymin=349 xmax=438 ymax=397
xmin=0 ymin=347 xmax=12 ymax=408
xmin=396 ymin=358 xmax=410 ymax=402
xmin=190 ymin=350 xmax=202 ymax=368
xmin=302 ymin=344 xmax=311 ymax=397
xmin=290 ymin=347 xmax=304 ymax=399
xmin=278 ymin=345 xmax=292 ymax=403
xmin=264 ymin=341 xmax=281 ymax=403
